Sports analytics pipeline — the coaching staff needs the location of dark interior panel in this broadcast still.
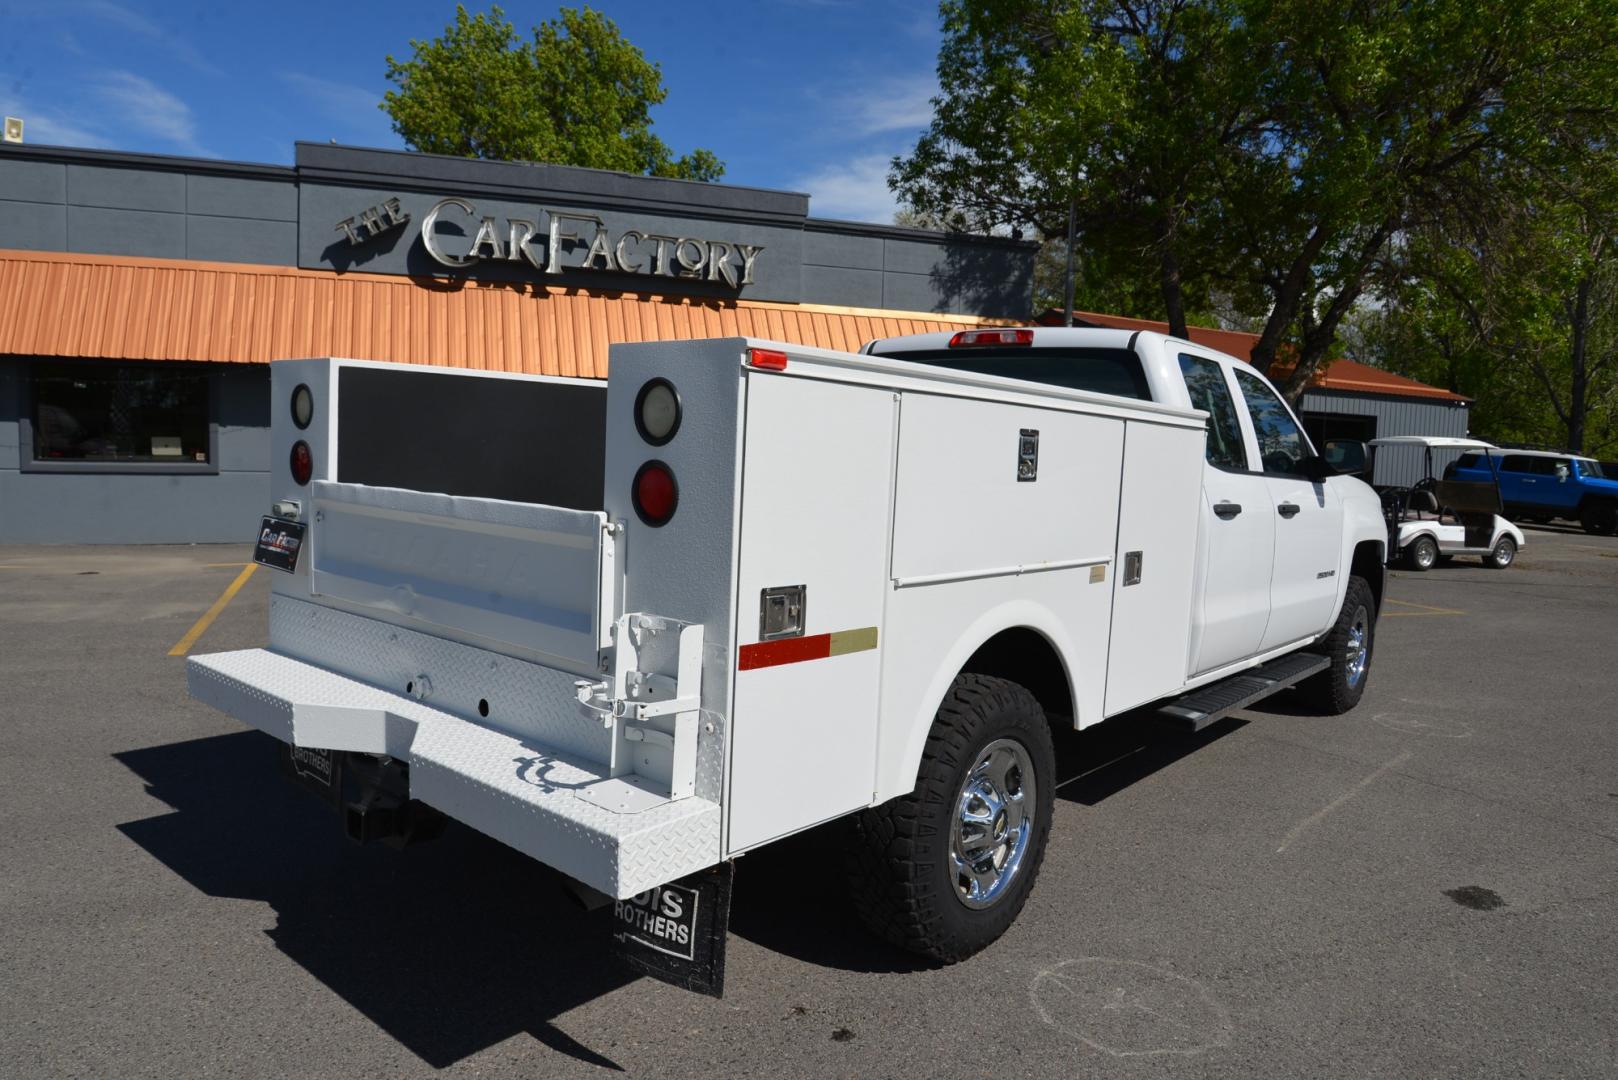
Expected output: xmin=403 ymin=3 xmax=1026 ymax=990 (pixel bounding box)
xmin=337 ymin=366 xmax=606 ymax=511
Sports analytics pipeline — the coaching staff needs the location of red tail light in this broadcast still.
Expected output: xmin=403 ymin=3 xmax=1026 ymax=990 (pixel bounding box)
xmin=748 ymin=348 xmax=789 ymax=370
xmin=949 ymin=328 xmax=1034 ymax=348
xmin=290 ymin=440 xmax=313 ymax=485
xmin=632 ymin=460 xmax=678 ymax=526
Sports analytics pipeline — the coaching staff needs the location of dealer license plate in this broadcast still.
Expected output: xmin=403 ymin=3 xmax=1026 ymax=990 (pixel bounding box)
xmin=253 ymin=516 xmax=306 ymax=573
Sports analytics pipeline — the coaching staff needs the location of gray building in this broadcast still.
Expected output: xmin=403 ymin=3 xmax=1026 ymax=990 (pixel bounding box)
xmin=0 ymin=142 xmax=1036 ymax=544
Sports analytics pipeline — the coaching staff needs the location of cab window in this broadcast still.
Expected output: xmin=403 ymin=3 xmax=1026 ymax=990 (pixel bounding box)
xmin=1500 ymin=455 xmax=1536 ymax=473
xmin=1177 ymin=355 xmax=1247 ymax=470
xmin=1234 ymin=370 xmax=1309 ymax=475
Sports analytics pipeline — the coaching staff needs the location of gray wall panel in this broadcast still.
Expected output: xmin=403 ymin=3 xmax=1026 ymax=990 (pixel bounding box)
xmin=882 ymin=270 xmax=946 ymax=314
xmin=0 ymin=200 xmax=67 ymax=250
xmin=186 ymin=215 xmax=297 ymax=265
xmin=801 ymin=264 xmax=883 ymax=309
xmin=67 ymin=164 xmax=185 ymax=212
xmin=803 ymin=229 xmax=882 ymax=271
xmin=0 ymin=158 xmax=66 ymax=203
xmin=187 ymin=174 xmax=297 ymax=221
xmin=883 ymin=237 xmax=950 ymax=276
xmin=67 ymin=205 xmax=186 ymax=259
xmin=0 ymin=469 xmax=270 ymax=543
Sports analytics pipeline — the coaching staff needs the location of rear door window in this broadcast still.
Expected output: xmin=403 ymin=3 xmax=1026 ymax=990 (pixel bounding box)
xmin=1499 ymin=455 xmax=1536 ymax=474
xmin=1177 ymin=354 xmax=1247 ymax=470
xmin=1234 ymin=370 xmax=1309 ymax=475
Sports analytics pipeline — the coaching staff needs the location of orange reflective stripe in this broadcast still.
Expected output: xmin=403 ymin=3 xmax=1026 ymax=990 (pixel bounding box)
xmin=738 ymin=626 xmax=878 ymax=670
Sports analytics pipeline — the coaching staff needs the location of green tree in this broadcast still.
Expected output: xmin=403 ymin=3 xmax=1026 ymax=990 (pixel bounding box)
xmin=1363 ymin=189 xmax=1618 ymax=456
xmin=895 ymin=1 xmax=1618 ymax=399
xmin=382 ymin=5 xmax=722 ymax=181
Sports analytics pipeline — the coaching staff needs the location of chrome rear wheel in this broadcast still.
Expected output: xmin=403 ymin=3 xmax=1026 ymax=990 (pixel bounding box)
xmin=951 ymin=739 xmax=1037 ymax=910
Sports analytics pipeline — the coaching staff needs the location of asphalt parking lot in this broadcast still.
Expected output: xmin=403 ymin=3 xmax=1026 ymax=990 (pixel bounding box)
xmin=2 ymin=527 xmax=1616 ymax=1078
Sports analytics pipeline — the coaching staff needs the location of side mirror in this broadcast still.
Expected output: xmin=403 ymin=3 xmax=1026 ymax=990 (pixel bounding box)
xmin=1321 ymin=438 xmax=1369 ymax=476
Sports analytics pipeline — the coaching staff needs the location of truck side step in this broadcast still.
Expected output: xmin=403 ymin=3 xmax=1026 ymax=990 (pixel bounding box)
xmin=1157 ymin=652 xmax=1331 ymax=731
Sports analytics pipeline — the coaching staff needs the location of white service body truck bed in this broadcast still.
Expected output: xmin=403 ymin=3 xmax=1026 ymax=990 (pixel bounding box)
xmin=188 ymin=330 xmax=1387 ymax=990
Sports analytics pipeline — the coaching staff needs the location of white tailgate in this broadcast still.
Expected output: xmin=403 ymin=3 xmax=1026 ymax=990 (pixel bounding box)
xmin=308 ymin=480 xmax=614 ymax=674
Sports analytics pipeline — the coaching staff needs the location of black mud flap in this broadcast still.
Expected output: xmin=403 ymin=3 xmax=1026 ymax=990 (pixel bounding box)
xmin=279 ymin=743 xmax=342 ymax=808
xmin=609 ymin=863 xmax=733 ymax=998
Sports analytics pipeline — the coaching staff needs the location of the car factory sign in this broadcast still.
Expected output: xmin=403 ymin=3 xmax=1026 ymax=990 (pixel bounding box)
xmin=336 ymin=196 xmax=765 ymax=289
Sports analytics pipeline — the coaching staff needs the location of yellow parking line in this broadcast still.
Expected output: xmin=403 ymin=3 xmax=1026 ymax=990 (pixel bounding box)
xmin=168 ymin=563 xmax=257 ymax=657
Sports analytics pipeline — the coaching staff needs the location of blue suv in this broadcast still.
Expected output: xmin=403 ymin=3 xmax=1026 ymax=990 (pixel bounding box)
xmin=1447 ymin=450 xmax=1618 ymax=535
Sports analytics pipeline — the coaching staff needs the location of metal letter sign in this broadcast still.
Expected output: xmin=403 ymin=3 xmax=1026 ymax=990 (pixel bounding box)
xmin=411 ymin=196 xmax=763 ymax=288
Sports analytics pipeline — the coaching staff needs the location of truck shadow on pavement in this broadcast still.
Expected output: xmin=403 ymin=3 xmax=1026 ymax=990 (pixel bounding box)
xmin=1052 ymin=713 xmax=1248 ymax=805
xmin=114 ymin=730 xmax=632 ymax=1072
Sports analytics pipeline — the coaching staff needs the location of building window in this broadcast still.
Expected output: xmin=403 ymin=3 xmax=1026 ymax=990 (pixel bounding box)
xmin=23 ymin=362 xmax=218 ymax=474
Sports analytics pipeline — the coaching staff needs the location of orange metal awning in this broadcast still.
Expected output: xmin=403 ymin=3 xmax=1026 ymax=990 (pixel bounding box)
xmin=0 ymin=250 xmax=1008 ymax=377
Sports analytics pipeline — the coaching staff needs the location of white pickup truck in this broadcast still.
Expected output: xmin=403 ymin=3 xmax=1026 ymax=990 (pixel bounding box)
xmin=188 ymin=327 xmax=1387 ymax=994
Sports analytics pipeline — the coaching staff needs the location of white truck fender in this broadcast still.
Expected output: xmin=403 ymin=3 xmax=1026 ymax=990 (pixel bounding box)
xmin=1332 ymin=475 xmax=1390 ymax=611
xmin=879 ymin=597 xmax=1081 ymax=806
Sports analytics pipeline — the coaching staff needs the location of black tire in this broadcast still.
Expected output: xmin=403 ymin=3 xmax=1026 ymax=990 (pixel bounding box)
xmin=1298 ymin=575 xmax=1376 ymax=715
xmin=846 ymin=674 xmax=1055 ymax=963
xmin=1580 ymin=500 xmax=1618 ymax=536
xmin=1486 ymin=535 xmax=1517 ymax=569
xmin=1404 ymin=535 xmax=1438 ymax=571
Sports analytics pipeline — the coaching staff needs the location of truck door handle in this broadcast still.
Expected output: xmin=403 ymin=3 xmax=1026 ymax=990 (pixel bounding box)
xmin=1278 ymin=502 xmax=1301 ymax=518
xmin=1213 ymin=501 xmax=1242 ymax=519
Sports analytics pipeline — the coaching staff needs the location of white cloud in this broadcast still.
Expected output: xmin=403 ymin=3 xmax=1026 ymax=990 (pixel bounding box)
xmin=794 ymin=153 xmax=901 ymax=223
xmin=0 ymin=79 xmax=112 ymax=148
xmin=94 ymin=70 xmax=209 ymax=156
xmin=279 ymin=72 xmax=395 ymax=148
xmin=831 ymin=73 xmax=937 ymax=137
xmin=280 ymin=72 xmax=383 ymax=120
xmin=76 ymin=1 xmax=223 ymax=76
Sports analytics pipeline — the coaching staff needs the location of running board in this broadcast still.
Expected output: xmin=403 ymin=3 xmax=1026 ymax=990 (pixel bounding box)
xmin=1157 ymin=652 xmax=1331 ymax=731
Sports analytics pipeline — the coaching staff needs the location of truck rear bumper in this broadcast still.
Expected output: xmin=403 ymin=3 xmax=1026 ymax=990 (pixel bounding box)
xmin=187 ymin=648 xmax=720 ymax=899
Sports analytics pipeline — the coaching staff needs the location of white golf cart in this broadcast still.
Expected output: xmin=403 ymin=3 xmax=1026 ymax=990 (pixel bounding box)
xmin=1370 ymin=435 xmax=1526 ymax=570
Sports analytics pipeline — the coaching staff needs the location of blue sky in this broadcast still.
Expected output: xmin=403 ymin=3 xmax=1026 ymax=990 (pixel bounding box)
xmin=0 ymin=0 xmax=944 ymax=222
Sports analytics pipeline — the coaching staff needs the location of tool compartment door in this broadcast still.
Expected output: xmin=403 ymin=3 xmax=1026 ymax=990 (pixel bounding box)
xmin=727 ymin=375 xmax=896 ymax=853
xmin=1104 ymin=420 xmax=1204 ymax=713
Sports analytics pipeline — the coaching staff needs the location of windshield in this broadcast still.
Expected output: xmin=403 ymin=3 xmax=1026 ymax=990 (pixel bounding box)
xmin=869 ymin=347 xmax=1152 ymax=401
xmin=1579 ymin=459 xmax=1607 ymax=479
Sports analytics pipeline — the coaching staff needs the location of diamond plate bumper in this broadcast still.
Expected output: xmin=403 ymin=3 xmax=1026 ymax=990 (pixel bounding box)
xmin=187 ymin=648 xmax=721 ymax=899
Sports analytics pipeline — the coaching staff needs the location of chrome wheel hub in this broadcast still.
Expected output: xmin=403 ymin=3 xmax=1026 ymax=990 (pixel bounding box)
xmin=951 ymin=739 xmax=1036 ymax=910
xmin=1345 ymin=605 xmax=1369 ymax=688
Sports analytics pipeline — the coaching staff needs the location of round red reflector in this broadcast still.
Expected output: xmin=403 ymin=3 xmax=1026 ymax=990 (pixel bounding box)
xmin=632 ymin=461 xmax=678 ymax=526
xmin=289 ymin=440 xmax=313 ymax=486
